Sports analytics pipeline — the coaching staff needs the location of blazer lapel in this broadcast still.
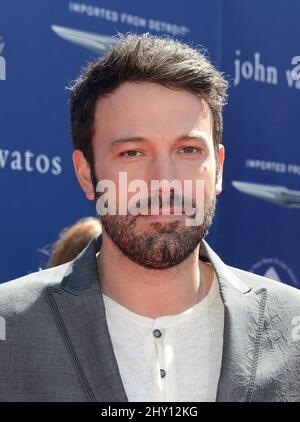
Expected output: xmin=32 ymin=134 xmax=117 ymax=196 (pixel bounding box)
xmin=47 ymin=236 xmax=128 ymax=402
xmin=200 ymin=241 xmax=268 ymax=402
xmin=47 ymin=234 xmax=268 ymax=402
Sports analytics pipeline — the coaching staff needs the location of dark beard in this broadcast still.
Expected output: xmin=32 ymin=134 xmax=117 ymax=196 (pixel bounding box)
xmin=98 ymin=198 xmax=216 ymax=270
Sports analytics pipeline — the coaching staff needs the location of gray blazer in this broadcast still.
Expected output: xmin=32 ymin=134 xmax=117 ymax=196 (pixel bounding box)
xmin=1 ymin=235 xmax=300 ymax=402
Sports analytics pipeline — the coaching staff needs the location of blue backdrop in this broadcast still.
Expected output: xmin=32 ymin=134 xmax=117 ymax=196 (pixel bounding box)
xmin=0 ymin=0 xmax=299 ymax=288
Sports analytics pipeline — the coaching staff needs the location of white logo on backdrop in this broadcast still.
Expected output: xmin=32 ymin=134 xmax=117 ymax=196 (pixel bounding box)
xmin=250 ymin=258 xmax=298 ymax=288
xmin=0 ymin=149 xmax=62 ymax=176
xmin=0 ymin=316 xmax=6 ymax=341
xmin=0 ymin=37 xmax=6 ymax=81
xmin=232 ymin=180 xmax=300 ymax=208
xmin=51 ymin=25 xmax=116 ymax=54
xmin=233 ymin=50 xmax=300 ymax=89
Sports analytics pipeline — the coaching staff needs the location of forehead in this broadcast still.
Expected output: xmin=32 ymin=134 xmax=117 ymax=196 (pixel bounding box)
xmin=93 ymin=82 xmax=213 ymax=143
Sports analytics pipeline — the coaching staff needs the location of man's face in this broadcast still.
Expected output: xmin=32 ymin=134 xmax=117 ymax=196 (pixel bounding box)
xmin=73 ymin=82 xmax=225 ymax=269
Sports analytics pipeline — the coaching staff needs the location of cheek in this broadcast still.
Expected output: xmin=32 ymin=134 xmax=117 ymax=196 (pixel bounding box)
xmin=199 ymin=157 xmax=217 ymax=189
xmin=93 ymin=156 xmax=122 ymax=182
xmin=188 ymin=158 xmax=216 ymax=184
xmin=96 ymin=155 xmax=147 ymax=180
xmin=188 ymin=165 xmax=217 ymax=204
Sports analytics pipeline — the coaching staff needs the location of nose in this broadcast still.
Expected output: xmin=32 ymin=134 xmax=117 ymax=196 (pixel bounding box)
xmin=148 ymin=153 xmax=179 ymax=196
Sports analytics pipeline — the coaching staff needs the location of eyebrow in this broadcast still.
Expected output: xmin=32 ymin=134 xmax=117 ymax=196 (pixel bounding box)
xmin=108 ymin=132 xmax=209 ymax=150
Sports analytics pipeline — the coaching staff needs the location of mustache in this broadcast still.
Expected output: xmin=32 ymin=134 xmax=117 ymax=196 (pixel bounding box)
xmin=136 ymin=192 xmax=196 ymax=215
xmin=96 ymin=190 xmax=198 ymax=216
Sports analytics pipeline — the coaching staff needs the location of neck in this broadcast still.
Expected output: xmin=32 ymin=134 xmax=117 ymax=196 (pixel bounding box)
xmin=97 ymin=232 xmax=214 ymax=318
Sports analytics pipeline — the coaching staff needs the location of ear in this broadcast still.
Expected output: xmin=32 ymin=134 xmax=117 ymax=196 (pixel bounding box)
xmin=215 ymin=144 xmax=225 ymax=195
xmin=72 ymin=150 xmax=95 ymax=201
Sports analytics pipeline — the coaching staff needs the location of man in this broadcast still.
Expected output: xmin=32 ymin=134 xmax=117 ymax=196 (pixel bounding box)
xmin=1 ymin=33 xmax=300 ymax=402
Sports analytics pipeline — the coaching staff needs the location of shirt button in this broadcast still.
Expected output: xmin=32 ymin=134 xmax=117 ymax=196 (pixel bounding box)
xmin=160 ymin=369 xmax=166 ymax=378
xmin=153 ymin=329 xmax=162 ymax=338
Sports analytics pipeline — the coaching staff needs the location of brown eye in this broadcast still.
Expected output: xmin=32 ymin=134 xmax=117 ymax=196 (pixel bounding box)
xmin=120 ymin=150 xmax=142 ymax=158
xmin=183 ymin=147 xmax=195 ymax=153
xmin=179 ymin=146 xmax=202 ymax=155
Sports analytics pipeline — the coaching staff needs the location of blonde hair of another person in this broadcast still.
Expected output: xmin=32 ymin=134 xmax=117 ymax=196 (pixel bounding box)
xmin=48 ymin=217 xmax=102 ymax=268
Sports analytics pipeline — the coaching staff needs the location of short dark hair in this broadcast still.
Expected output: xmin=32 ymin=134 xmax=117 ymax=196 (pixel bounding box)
xmin=70 ymin=32 xmax=228 ymax=174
